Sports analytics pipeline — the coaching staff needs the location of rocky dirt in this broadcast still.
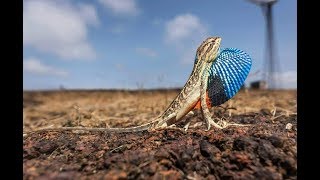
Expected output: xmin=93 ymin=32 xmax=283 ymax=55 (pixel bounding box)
xmin=23 ymin=89 xmax=297 ymax=179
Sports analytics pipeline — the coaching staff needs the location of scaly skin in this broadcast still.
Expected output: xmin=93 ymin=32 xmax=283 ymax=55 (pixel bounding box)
xmin=24 ymin=37 xmax=237 ymax=136
xmin=151 ymin=37 xmax=221 ymax=129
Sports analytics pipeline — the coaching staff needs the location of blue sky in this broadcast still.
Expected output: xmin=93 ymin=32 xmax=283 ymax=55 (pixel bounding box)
xmin=23 ymin=0 xmax=296 ymax=90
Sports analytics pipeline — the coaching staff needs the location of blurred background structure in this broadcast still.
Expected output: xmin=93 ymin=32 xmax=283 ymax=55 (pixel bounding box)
xmin=247 ymin=0 xmax=279 ymax=89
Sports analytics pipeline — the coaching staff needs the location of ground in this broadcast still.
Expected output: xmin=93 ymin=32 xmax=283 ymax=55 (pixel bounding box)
xmin=23 ymin=89 xmax=297 ymax=179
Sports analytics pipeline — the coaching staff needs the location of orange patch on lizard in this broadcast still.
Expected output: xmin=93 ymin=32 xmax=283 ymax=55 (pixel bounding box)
xmin=193 ymin=91 xmax=212 ymax=110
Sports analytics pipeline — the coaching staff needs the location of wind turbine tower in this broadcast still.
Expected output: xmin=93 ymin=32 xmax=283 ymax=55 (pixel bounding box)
xmin=247 ymin=0 xmax=279 ymax=89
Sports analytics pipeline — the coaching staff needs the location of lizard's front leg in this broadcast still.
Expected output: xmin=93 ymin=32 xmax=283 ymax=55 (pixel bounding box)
xmin=200 ymin=65 xmax=251 ymax=129
xmin=200 ymin=67 xmax=225 ymax=130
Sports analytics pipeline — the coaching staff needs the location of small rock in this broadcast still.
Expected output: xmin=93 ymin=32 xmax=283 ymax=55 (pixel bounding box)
xmin=181 ymin=151 xmax=191 ymax=162
xmin=285 ymin=123 xmax=293 ymax=130
xmin=159 ymin=159 xmax=172 ymax=167
xmin=154 ymin=149 xmax=171 ymax=159
xmin=145 ymin=162 xmax=157 ymax=175
xmin=36 ymin=140 xmax=58 ymax=154
xmin=200 ymin=140 xmax=220 ymax=158
xmin=281 ymin=157 xmax=297 ymax=176
xmin=268 ymin=135 xmax=284 ymax=148
xmin=233 ymin=137 xmax=258 ymax=151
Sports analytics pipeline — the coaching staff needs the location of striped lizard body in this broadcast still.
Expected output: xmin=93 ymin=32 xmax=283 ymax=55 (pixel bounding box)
xmin=24 ymin=37 xmax=252 ymax=135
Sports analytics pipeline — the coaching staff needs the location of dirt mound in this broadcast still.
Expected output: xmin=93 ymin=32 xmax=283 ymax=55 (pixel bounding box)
xmin=23 ymin=90 xmax=297 ymax=179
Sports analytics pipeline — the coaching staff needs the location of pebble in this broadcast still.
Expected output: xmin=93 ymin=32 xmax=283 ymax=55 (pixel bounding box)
xmin=285 ymin=123 xmax=293 ymax=130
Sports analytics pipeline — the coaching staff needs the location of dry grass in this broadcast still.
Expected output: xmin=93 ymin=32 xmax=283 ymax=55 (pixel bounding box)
xmin=23 ymin=89 xmax=296 ymax=132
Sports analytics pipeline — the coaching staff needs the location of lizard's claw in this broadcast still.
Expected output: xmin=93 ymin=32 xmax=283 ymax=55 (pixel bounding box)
xmin=205 ymin=121 xmax=211 ymax=131
xmin=183 ymin=122 xmax=191 ymax=131
xmin=206 ymin=117 xmax=251 ymax=129
xmin=183 ymin=111 xmax=195 ymax=131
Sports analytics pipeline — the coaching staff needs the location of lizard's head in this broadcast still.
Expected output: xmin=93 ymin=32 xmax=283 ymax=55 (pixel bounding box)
xmin=196 ymin=37 xmax=221 ymax=62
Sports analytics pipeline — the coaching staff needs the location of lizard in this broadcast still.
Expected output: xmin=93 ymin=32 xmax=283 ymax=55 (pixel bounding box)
xmin=23 ymin=36 xmax=252 ymax=136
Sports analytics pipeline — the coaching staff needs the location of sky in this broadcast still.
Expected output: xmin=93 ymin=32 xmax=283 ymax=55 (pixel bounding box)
xmin=23 ymin=0 xmax=297 ymax=90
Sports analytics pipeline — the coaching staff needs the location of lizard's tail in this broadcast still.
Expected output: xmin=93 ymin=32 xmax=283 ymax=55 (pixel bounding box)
xmin=23 ymin=121 xmax=158 ymax=137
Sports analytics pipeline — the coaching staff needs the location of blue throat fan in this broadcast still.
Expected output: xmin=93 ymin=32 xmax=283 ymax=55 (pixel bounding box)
xmin=203 ymin=48 xmax=252 ymax=106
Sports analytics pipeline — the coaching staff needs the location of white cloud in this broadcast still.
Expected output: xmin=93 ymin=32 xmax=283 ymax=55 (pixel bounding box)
xmin=135 ymin=47 xmax=157 ymax=58
xmin=164 ymin=14 xmax=208 ymax=64
xmin=24 ymin=57 xmax=68 ymax=77
xmin=78 ymin=4 xmax=100 ymax=26
xmin=165 ymin=14 xmax=207 ymax=44
xmin=23 ymin=0 xmax=99 ymax=60
xmin=98 ymin=0 xmax=139 ymax=16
